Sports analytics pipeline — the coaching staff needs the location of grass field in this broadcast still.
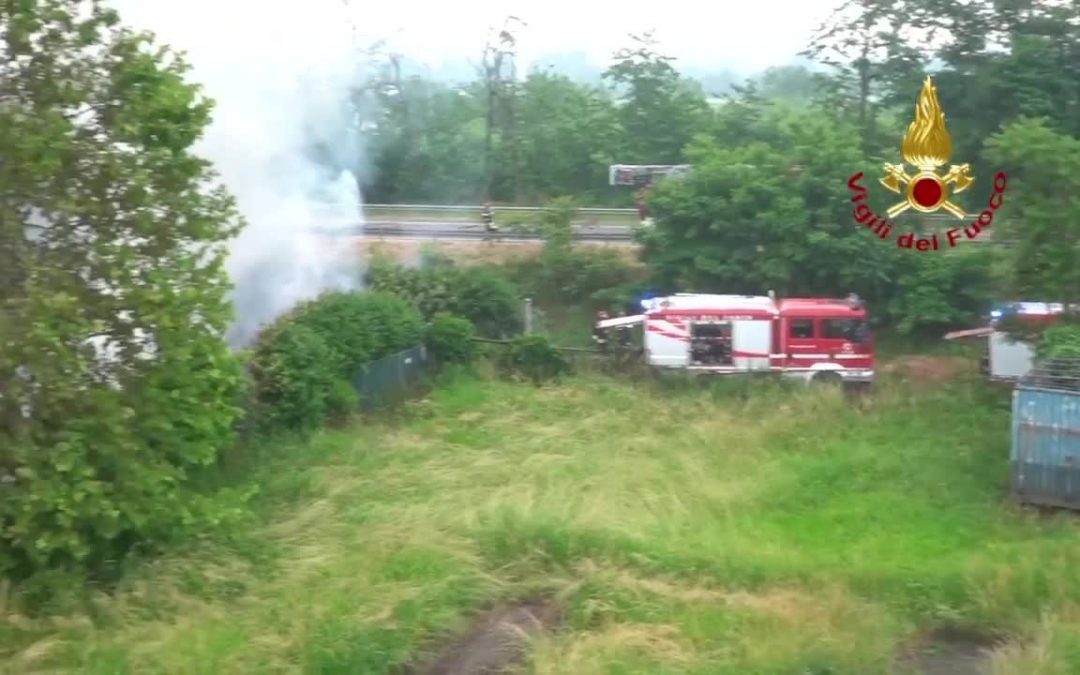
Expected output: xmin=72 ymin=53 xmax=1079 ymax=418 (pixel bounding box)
xmin=5 ymin=358 xmax=1080 ymax=674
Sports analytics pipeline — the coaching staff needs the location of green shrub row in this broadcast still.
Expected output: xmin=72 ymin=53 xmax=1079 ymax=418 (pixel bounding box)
xmin=501 ymin=197 xmax=647 ymax=308
xmin=364 ymin=258 xmax=521 ymax=338
xmin=248 ymin=291 xmax=424 ymax=433
xmin=1037 ymin=320 xmax=1080 ymax=360
xmin=497 ymin=334 xmax=571 ymax=385
xmin=427 ymin=313 xmax=477 ymax=365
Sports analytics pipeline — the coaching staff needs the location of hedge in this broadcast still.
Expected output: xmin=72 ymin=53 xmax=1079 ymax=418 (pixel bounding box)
xmin=498 ymin=334 xmax=571 ymax=385
xmin=1037 ymin=321 xmax=1080 ymax=360
xmin=364 ymin=259 xmax=522 ymax=338
xmin=248 ymin=291 xmax=424 ymax=433
xmin=427 ymin=314 xmax=476 ymax=365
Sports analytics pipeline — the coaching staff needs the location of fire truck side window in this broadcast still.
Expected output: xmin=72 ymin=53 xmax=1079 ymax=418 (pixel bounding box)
xmin=790 ymin=319 xmax=814 ymax=339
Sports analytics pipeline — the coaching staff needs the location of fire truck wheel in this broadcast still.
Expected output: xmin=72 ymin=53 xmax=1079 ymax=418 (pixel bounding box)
xmin=811 ymin=371 xmax=843 ymax=387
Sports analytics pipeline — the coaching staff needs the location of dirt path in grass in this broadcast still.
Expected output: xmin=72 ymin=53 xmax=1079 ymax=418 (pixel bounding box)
xmin=407 ymin=598 xmax=563 ymax=675
xmin=893 ymin=626 xmax=1004 ymax=675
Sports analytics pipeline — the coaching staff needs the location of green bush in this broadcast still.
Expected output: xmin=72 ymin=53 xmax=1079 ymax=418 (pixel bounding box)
xmin=0 ymin=5 xmax=247 ymax=579
xmin=364 ymin=260 xmax=522 ymax=338
xmin=498 ymin=335 xmax=571 ymax=385
xmin=427 ymin=314 xmax=476 ymax=365
xmin=1036 ymin=321 xmax=1080 ymax=360
xmin=883 ymin=250 xmax=996 ymax=336
xmin=327 ymin=378 xmax=361 ymax=421
xmin=249 ymin=291 xmax=424 ymax=433
xmin=249 ymin=320 xmax=339 ymax=432
xmin=497 ymin=197 xmax=645 ymax=307
xmin=503 ymin=248 xmax=645 ymax=307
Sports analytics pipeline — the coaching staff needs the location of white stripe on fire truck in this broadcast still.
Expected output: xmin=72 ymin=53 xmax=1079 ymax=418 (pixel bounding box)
xmin=769 ymin=354 xmax=867 ymax=359
xmin=646 ymin=320 xmax=688 ymax=336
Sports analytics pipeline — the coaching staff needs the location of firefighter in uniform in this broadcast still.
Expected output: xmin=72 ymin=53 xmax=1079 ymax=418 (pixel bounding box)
xmin=481 ymin=201 xmax=498 ymax=238
xmin=615 ymin=310 xmax=632 ymax=349
xmin=635 ymin=190 xmax=647 ymax=223
xmin=593 ymin=310 xmax=610 ymax=352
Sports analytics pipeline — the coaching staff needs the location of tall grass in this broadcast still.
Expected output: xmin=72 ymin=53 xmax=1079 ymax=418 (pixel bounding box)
xmin=4 ymin=365 xmax=1080 ymax=673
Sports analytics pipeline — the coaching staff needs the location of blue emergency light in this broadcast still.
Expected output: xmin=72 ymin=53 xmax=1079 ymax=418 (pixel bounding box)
xmin=637 ymin=290 xmax=660 ymax=312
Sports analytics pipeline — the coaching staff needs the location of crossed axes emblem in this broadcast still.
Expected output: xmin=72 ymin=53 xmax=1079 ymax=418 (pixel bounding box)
xmin=879 ymin=163 xmax=975 ymax=219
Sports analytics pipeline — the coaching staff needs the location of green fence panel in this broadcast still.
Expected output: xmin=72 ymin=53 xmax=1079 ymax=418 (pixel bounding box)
xmin=352 ymin=345 xmax=429 ymax=412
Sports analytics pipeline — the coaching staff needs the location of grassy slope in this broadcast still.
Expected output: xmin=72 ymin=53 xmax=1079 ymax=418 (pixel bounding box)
xmin=5 ymin=365 xmax=1080 ymax=674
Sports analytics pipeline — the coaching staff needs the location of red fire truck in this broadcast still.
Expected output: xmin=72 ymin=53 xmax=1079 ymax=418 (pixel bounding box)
xmin=596 ymin=292 xmax=874 ymax=385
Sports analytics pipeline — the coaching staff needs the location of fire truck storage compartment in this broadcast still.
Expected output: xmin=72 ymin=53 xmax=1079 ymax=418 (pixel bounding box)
xmin=732 ymin=319 xmax=772 ymax=371
xmin=689 ymin=321 xmax=733 ymax=366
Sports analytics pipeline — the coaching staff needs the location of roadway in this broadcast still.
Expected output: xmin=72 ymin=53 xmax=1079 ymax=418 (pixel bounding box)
xmin=314 ymin=204 xmax=1002 ymax=245
xmin=321 ymin=219 xmax=1002 ymax=246
xmin=316 ymin=220 xmax=639 ymax=243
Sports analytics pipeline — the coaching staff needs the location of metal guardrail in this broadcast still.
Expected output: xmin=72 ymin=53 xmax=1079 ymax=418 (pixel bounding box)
xmin=365 ymin=204 xmax=637 ymax=216
xmin=349 ymin=204 xmax=1013 ymax=246
xmin=363 ymin=204 xmax=1009 ymax=224
xmin=359 ymin=225 xmax=635 ymax=242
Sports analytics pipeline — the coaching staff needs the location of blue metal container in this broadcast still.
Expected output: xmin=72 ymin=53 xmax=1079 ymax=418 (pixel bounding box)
xmin=1011 ymin=359 xmax=1080 ymax=508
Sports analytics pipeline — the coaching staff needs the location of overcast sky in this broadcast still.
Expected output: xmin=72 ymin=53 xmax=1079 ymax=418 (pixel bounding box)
xmin=350 ymin=0 xmax=841 ymax=72
xmin=114 ymin=0 xmax=842 ymax=76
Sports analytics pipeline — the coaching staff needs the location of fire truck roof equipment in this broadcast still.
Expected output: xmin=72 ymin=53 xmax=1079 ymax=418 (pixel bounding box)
xmin=597 ymin=315 xmax=646 ymax=329
xmin=777 ymin=297 xmax=867 ymax=318
xmin=647 ymin=294 xmax=776 ymax=314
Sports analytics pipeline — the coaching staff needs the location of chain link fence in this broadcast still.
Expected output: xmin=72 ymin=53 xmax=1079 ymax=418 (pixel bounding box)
xmin=351 ymin=345 xmax=430 ymax=412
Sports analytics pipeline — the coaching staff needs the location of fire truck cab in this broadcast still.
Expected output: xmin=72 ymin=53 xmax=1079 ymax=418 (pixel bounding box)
xmin=598 ymin=292 xmax=874 ymax=384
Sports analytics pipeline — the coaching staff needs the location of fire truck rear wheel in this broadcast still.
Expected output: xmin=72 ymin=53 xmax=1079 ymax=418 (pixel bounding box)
xmin=811 ymin=371 xmax=843 ymax=387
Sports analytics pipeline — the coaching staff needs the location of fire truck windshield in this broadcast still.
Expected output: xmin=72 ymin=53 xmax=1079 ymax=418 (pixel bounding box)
xmin=823 ymin=318 xmax=870 ymax=344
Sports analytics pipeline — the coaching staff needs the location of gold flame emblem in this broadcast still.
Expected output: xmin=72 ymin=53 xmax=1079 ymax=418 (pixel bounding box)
xmin=880 ymin=76 xmax=973 ymax=219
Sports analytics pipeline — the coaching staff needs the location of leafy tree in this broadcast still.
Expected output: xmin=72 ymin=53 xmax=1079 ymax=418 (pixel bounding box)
xmin=983 ymin=118 xmax=1080 ymax=306
xmin=514 ymin=73 xmax=622 ymax=202
xmin=641 ymin=100 xmax=891 ymax=297
xmin=0 ymin=0 xmax=245 ymax=574
xmin=756 ymin=66 xmax=824 ymax=103
xmin=913 ymin=0 xmax=1080 ymax=184
xmin=535 ymin=196 xmax=577 ymax=264
xmin=476 ymin=15 xmax=526 ymax=200
xmin=362 ymin=76 xmax=487 ymax=203
xmin=885 ymin=249 xmax=995 ymax=335
xmin=803 ymin=0 xmax=927 ymax=152
xmin=638 ymin=90 xmax=1000 ymax=334
xmin=603 ymin=32 xmax=710 ymax=165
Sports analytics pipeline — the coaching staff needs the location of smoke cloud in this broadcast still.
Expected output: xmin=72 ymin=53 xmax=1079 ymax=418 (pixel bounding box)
xmin=109 ymin=0 xmax=369 ymax=347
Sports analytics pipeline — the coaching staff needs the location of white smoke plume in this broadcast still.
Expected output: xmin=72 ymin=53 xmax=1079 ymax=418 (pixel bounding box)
xmin=108 ymin=0 xmax=369 ymax=347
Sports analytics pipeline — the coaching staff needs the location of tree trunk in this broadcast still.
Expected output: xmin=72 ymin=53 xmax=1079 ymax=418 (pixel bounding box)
xmin=857 ymin=52 xmax=871 ymax=154
xmin=485 ymin=82 xmax=495 ymax=200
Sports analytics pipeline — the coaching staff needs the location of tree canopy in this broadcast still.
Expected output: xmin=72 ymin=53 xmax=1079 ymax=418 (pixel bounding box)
xmin=350 ymin=2 xmax=1080 ymax=323
xmin=1 ymin=0 xmax=245 ymax=574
